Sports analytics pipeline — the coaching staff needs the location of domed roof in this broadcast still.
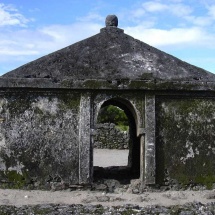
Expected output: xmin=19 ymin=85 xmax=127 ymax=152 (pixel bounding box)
xmin=3 ymin=17 xmax=215 ymax=83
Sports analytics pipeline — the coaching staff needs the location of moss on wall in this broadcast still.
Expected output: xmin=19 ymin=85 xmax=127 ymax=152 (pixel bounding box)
xmin=6 ymin=94 xmax=32 ymax=115
xmin=58 ymin=92 xmax=80 ymax=110
xmin=156 ymin=97 xmax=215 ymax=188
xmin=0 ymin=92 xmax=81 ymax=189
xmin=0 ymin=170 xmax=30 ymax=189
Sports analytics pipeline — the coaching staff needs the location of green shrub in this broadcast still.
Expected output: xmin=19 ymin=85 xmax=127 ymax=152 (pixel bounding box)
xmin=98 ymin=105 xmax=129 ymax=131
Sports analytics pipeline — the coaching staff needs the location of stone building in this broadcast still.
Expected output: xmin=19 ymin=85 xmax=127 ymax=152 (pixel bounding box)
xmin=0 ymin=15 xmax=214 ymax=189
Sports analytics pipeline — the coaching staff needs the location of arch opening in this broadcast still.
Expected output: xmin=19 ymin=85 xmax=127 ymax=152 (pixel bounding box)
xmin=93 ymin=98 xmax=140 ymax=183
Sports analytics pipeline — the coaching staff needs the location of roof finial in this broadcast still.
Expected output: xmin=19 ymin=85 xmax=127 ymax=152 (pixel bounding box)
xmin=105 ymin=15 xmax=118 ymax=27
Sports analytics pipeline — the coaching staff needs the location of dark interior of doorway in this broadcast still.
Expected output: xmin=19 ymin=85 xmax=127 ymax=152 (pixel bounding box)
xmin=93 ymin=99 xmax=140 ymax=183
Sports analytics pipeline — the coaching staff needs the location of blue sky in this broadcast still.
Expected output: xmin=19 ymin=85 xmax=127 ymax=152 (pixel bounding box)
xmin=0 ymin=0 xmax=215 ymax=75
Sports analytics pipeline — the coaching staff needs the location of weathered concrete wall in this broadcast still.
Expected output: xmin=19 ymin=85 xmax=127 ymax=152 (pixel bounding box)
xmin=0 ymin=91 xmax=81 ymax=188
xmin=94 ymin=123 xmax=129 ymax=149
xmin=156 ymin=97 xmax=215 ymax=188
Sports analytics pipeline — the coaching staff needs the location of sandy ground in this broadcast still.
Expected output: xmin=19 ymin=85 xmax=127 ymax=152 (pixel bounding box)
xmin=0 ymin=189 xmax=214 ymax=207
xmin=0 ymin=149 xmax=214 ymax=207
xmin=94 ymin=149 xmax=129 ymax=167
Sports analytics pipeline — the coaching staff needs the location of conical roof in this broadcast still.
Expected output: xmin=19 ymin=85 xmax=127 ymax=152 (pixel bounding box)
xmin=3 ymin=17 xmax=215 ymax=83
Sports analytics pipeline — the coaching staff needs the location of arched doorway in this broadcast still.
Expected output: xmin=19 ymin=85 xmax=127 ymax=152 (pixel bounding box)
xmin=93 ymin=98 xmax=140 ymax=182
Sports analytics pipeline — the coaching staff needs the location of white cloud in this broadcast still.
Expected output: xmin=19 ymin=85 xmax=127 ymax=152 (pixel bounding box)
xmin=76 ymin=12 xmax=103 ymax=22
xmin=39 ymin=22 xmax=102 ymax=48
xmin=169 ymin=3 xmax=192 ymax=17
xmin=0 ymin=48 xmax=38 ymax=56
xmin=0 ymin=40 xmax=39 ymax=56
xmin=185 ymin=15 xmax=212 ymax=26
xmin=208 ymin=4 xmax=215 ymax=19
xmin=128 ymin=1 xmax=193 ymax=28
xmin=128 ymin=1 xmax=215 ymax=29
xmin=125 ymin=26 xmax=214 ymax=47
xmin=143 ymin=2 xmax=168 ymax=12
xmin=131 ymin=8 xmax=145 ymax=18
xmin=168 ymin=0 xmax=183 ymax=2
xmin=0 ymin=3 xmax=29 ymax=27
xmin=141 ymin=1 xmax=192 ymax=17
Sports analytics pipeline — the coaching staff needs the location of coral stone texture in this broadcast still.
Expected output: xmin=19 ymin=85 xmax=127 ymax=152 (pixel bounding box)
xmin=0 ymin=15 xmax=215 ymax=189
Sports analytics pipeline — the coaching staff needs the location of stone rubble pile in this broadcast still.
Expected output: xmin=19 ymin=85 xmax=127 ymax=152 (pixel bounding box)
xmin=0 ymin=202 xmax=214 ymax=214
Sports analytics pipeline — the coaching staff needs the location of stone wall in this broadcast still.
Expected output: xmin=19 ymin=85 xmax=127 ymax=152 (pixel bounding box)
xmin=0 ymin=89 xmax=215 ymax=189
xmin=94 ymin=123 xmax=129 ymax=149
xmin=156 ymin=97 xmax=215 ymax=189
xmin=0 ymin=91 xmax=81 ymax=188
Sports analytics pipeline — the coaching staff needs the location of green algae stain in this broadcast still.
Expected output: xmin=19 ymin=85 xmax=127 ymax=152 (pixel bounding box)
xmin=58 ymin=93 xmax=81 ymax=111
xmin=156 ymin=98 xmax=215 ymax=187
xmin=0 ymin=170 xmax=30 ymax=189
